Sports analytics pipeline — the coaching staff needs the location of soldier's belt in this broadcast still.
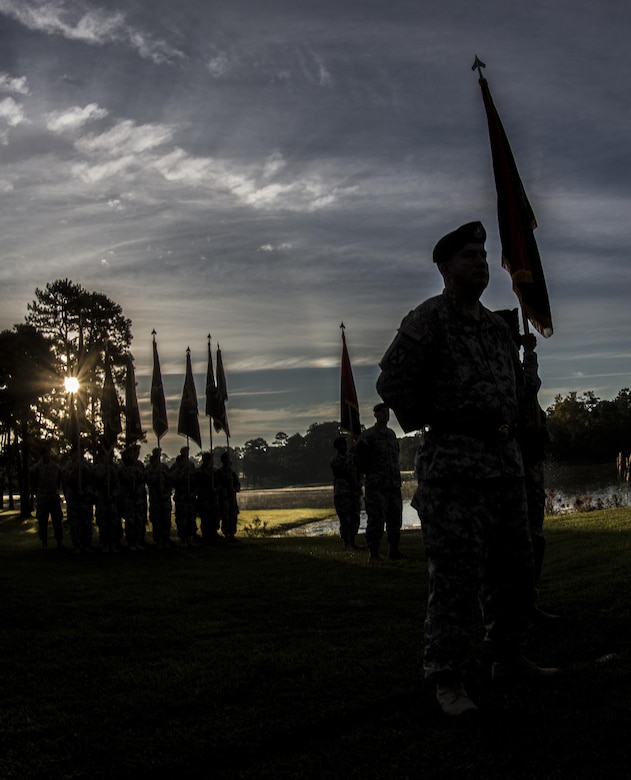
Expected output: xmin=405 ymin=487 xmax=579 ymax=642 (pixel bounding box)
xmin=430 ymin=422 xmax=515 ymax=441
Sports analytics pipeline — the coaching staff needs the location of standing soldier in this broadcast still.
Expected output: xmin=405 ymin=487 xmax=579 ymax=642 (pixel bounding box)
xmin=30 ymin=444 xmax=65 ymax=550
xmin=119 ymin=443 xmax=148 ymax=551
xmin=145 ymin=448 xmax=173 ymax=549
xmin=376 ymin=221 xmax=558 ymax=718
xmin=171 ymin=446 xmax=199 ymax=547
xmin=62 ymin=447 xmax=94 ymax=554
xmin=196 ymin=451 xmax=220 ymax=544
xmin=353 ymin=403 xmax=403 ymax=563
xmin=330 ymin=436 xmax=362 ymax=551
xmin=216 ymin=452 xmax=240 ymax=541
xmin=93 ymin=449 xmax=123 ymax=553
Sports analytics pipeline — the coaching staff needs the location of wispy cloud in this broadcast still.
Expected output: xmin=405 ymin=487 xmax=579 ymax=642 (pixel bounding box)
xmin=0 ymin=96 xmax=27 ymax=143
xmin=0 ymin=72 xmax=29 ymax=95
xmin=46 ymin=103 xmax=108 ymax=133
xmin=0 ymin=0 xmax=184 ymax=64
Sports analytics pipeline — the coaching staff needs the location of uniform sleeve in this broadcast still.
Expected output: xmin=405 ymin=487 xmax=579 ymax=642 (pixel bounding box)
xmin=376 ymin=310 xmax=435 ymax=433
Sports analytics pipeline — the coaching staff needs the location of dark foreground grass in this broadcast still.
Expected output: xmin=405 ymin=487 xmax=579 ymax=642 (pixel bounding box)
xmin=1 ymin=510 xmax=631 ymax=779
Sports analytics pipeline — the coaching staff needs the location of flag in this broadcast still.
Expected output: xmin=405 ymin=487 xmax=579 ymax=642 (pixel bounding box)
xmin=213 ymin=344 xmax=230 ymax=437
xmin=478 ymin=74 xmax=553 ymax=337
xmin=178 ymin=348 xmax=202 ymax=448
xmin=205 ymin=339 xmax=219 ymax=419
xmin=100 ymin=353 xmax=122 ymax=451
xmin=125 ymin=355 xmax=145 ymax=447
xmin=151 ymin=335 xmax=169 ymax=441
xmin=340 ymin=327 xmax=361 ymax=439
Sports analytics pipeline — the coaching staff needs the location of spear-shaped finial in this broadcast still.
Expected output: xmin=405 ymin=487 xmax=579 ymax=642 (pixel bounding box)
xmin=472 ymin=55 xmax=486 ymax=79
xmin=151 ymin=328 xmax=156 ymax=341
xmin=340 ymin=321 xmax=345 ymax=332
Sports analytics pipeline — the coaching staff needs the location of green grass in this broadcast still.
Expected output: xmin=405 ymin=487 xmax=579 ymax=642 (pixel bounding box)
xmin=1 ymin=508 xmax=631 ymax=778
xmin=239 ymin=508 xmax=337 ymax=535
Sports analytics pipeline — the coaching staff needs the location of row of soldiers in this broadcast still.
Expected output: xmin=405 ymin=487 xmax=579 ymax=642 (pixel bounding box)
xmin=29 ymin=443 xmax=241 ymax=553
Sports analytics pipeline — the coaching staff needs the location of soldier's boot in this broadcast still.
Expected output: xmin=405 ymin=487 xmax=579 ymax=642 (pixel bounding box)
xmin=368 ymin=545 xmax=381 ymax=563
xmin=349 ymin=535 xmax=364 ymax=550
xmin=388 ymin=543 xmax=403 ymax=560
xmin=435 ymin=679 xmax=478 ymax=718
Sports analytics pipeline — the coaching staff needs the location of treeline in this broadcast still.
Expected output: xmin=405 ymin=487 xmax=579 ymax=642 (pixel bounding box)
xmin=546 ymin=388 xmax=631 ymax=464
xmin=237 ymin=423 xmax=422 ymax=487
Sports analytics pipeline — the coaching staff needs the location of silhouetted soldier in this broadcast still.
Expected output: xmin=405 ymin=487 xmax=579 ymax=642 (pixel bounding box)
xmin=330 ymin=436 xmax=362 ymax=550
xmin=119 ymin=443 xmax=148 ymax=551
xmin=216 ymin=453 xmax=240 ymax=540
xmin=171 ymin=446 xmax=199 ymax=546
xmin=145 ymin=448 xmax=173 ymax=549
xmin=377 ymin=221 xmax=558 ymax=717
xmin=30 ymin=445 xmax=64 ymax=550
xmin=62 ymin=447 xmax=94 ymax=554
xmin=93 ymin=448 xmax=123 ymax=553
xmin=353 ymin=403 xmax=402 ymax=562
xmin=196 ymin=451 xmax=220 ymax=544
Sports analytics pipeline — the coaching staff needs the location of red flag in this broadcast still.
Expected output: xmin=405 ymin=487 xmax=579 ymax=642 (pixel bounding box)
xmin=213 ymin=345 xmax=230 ymax=437
xmin=100 ymin=353 xmax=122 ymax=451
xmin=340 ymin=326 xmax=361 ymax=439
xmin=151 ymin=334 xmax=168 ymax=441
xmin=178 ymin=347 xmax=202 ymax=448
xmin=478 ymin=74 xmax=553 ymax=337
xmin=125 ymin=355 xmax=145 ymax=447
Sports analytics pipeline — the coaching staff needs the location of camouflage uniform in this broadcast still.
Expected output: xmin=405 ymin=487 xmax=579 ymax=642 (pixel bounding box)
xmin=330 ymin=450 xmax=362 ymax=546
xmin=520 ymin=349 xmax=548 ymax=589
xmin=171 ymin=455 xmax=199 ymax=544
xmin=353 ymin=423 xmax=402 ymax=557
xmin=145 ymin=457 xmax=173 ymax=548
xmin=30 ymin=454 xmax=64 ymax=548
xmin=93 ymin=455 xmax=123 ymax=551
xmin=119 ymin=451 xmax=148 ymax=550
xmin=216 ymin=464 xmax=240 ymax=540
xmin=377 ymin=289 xmax=534 ymax=679
xmin=196 ymin=456 xmax=220 ymax=543
xmin=62 ymin=454 xmax=94 ymax=552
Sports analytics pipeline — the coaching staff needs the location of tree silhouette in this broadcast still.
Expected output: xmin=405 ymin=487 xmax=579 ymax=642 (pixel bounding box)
xmin=25 ymin=279 xmax=132 ymax=454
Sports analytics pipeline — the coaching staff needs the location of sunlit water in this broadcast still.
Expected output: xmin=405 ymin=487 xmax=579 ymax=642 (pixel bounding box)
xmin=281 ymin=462 xmax=631 ymax=537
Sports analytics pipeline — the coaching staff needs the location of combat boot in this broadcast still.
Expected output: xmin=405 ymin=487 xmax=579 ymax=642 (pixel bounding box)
xmin=435 ymin=680 xmax=478 ymax=717
xmin=492 ymin=655 xmax=560 ymax=682
xmin=368 ymin=545 xmax=381 ymax=563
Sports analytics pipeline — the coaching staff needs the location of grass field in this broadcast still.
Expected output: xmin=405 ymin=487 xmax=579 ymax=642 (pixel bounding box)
xmin=1 ymin=507 xmax=631 ymax=779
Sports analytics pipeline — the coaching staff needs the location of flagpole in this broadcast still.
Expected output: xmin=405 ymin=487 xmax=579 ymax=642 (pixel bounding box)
xmin=152 ymin=330 xmax=160 ymax=451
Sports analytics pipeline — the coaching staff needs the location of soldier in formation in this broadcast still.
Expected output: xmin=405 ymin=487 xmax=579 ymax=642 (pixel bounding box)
xmin=330 ymin=436 xmax=362 ymax=551
xmin=353 ymin=403 xmax=403 ymax=562
xmin=30 ymin=444 xmax=65 ymax=550
xmin=216 ymin=452 xmax=240 ymax=541
xmin=376 ymin=221 xmax=559 ymax=718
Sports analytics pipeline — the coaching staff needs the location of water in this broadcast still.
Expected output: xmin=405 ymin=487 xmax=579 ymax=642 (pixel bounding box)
xmin=283 ymin=462 xmax=631 ymax=537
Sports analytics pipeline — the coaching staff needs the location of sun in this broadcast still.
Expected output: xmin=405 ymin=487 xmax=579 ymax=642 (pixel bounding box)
xmin=64 ymin=376 xmax=80 ymax=393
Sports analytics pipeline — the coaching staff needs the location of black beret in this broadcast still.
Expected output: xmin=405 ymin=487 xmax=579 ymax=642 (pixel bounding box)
xmin=432 ymin=221 xmax=486 ymax=264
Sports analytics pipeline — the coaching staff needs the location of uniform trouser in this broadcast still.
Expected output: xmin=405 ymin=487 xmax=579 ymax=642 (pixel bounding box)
xmin=416 ymin=477 xmax=534 ymax=680
xmin=364 ymin=487 xmax=402 ymax=549
xmin=95 ymin=500 xmax=122 ymax=548
xmin=198 ymin=500 xmax=219 ymax=540
xmin=36 ymin=495 xmax=64 ymax=544
xmin=525 ymin=459 xmax=546 ymax=588
xmin=123 ymin=500 xmax=147 ymax=546
xmin=334 ymin=492 xmax=361 ymax=542
xmin=175 ymin=499 xmax=198 ymax=539
xmin=66 ymin=495 xmax=93 ymax=549
xmin=149 ymin=498 xmax=172 ymax=545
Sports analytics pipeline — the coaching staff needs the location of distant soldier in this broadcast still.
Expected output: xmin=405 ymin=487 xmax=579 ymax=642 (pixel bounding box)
xmin=171 ymin=446 xmax=199 ymax=546
xmin=330 ymin=436 xmax=362 ymax=550
xmin=93 ymin=449 xmax=123 ymax=553
xmin=216 ymin=452 xmax=240 ymax=541
xmin=145 ymin=448 xmax=173 ymax=549
xmin=30 ymin=445 xmax=64 ymax=550
xmin=196 ymin=451 xmax=220 ymax=544
xmin=62 ymin=447 xmax=94 ymax=554
xmin=119 ymin=443 xmax=148 ymax=551
xmin=353 ymin=403 xmax=403 ymax=562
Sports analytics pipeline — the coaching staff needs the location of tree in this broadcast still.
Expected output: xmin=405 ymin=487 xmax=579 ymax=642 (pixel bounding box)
xmin=0 ymin=325 xmax=58 ymax=516
xmin=25 ymin=279 xmax=132 ymax=454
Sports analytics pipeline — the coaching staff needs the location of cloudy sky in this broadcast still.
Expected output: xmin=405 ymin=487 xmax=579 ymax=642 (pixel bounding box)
xmin=1 ymin=0 xmax=629 ymax=454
